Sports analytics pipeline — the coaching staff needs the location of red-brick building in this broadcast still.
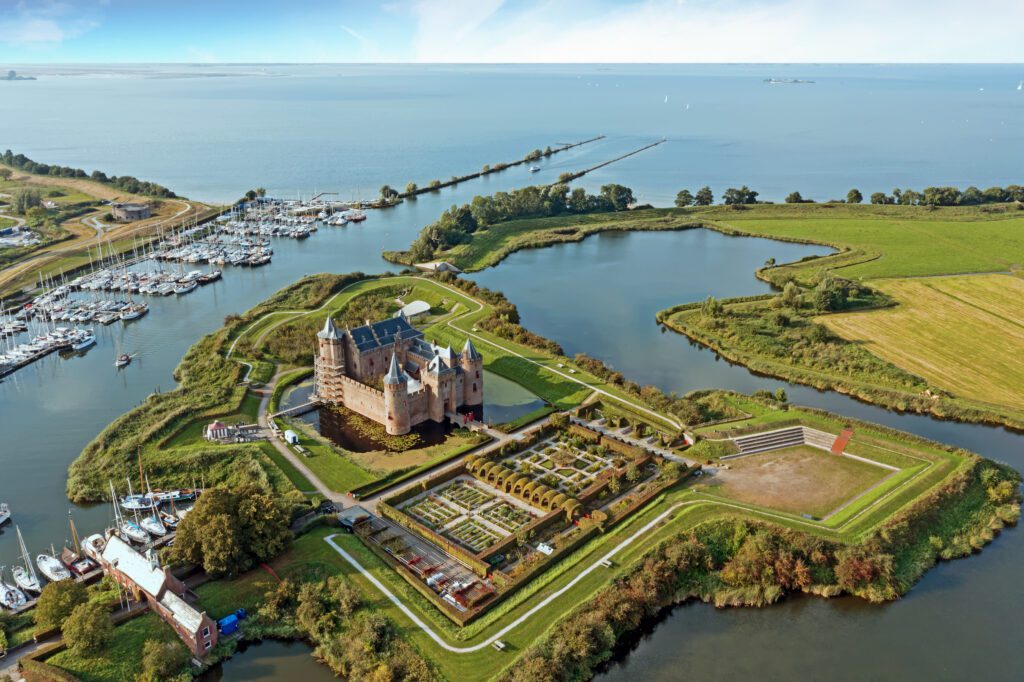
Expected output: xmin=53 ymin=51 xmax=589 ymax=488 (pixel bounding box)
xmin=99 ymin=534 xmax=218 ymax=658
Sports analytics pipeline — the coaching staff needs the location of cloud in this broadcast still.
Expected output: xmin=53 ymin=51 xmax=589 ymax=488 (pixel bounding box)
xmin=0 ymin=1 xmax=99 ymax=48
xmin=404 ymin=0 xmax=1024 ymax=63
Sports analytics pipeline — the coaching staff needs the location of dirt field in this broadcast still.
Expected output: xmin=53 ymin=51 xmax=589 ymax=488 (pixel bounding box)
xmin=819 ymin=274 xmax=1024 ymax=411
xmin=707 ymin=445 xmax=890 ymax=518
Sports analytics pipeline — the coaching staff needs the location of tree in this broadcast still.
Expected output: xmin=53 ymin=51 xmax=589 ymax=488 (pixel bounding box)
xmin=139 ymin=639 xmax=190 ymax=682
xmin=870 ymin=191 xmax=889 ymax=205
xmin=781 ymin=281 xmax=800 ymax=308
xmin=35 ymin=580 xmax=88 ymax=629
xmin=847 ymin=188 xmax=863 ymax=204
xmin=171 ymin=486 xmax=291 ymax=578
xmin=244 ymin=189 xmax=257 ymax=201
xmin=722 ymin=186 xmax=758 ymax=205
xmin=404 ymin=181 xmax=417 ymax=194
xmin=814 ymin=276 xmax=849 ymax=312
xmin=599 ymin=184 xmax=635 ymax=211
xmin=255 ymin=187 xmax=266 ymax=198
xmin=674 ymin=189 xmax=694 ymax=207
xmin=62 ymin=601 xmax=113 ymax=652
xmin=379 ymin=184 xmax=399 ymax=202
xmin=981 ymin=186 xmax=1008 ymax=203
xmin=764 ymin=257 xmax=776 ymax=268
xmin=774 ymin=387 xmax=788 ymax=403
xmin=12 ymin=188 xmax=41 ymax=214
xmin=700 ymin=295 xmax=724 ymax=318
xmin=785 ymin=191 xmax=804 ymax=204
xmin=960 ymin=186 xmax=983 ymax=205
xmin=625 ymin=462 xmax=641 ymax=483
xmin=694 ymin=186 xmax=714 ymax=206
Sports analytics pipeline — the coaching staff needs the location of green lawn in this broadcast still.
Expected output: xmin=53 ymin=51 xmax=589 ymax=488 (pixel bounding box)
xmin=717 ymin=212 xmax=1024 ymax=280
xmin=46 ymin=613 xmax=187 ymax=682
xmin=258 ymin=442 xmax=318 ymax=493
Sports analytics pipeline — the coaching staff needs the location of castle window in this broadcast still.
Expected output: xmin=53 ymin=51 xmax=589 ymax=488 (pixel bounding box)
xmin=203 ymin=627 xmax=210 ymax=638
xmin=472 ymin=383 xmax=477 ymax=391
xmin=476 ymin=371 xmax=480 ymax=379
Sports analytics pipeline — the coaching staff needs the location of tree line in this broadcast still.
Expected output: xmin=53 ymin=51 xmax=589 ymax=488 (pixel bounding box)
xmin=2 ymin=149 xmax=178 ymax=198
xmin=407 ymin=182 xmax=635 ymax=262
xmin=676 ymin=184 xmax=1024 ymax=207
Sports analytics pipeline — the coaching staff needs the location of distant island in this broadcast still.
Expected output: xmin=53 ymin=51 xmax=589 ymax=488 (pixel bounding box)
xmin=765 ymin=77 xmax=814 ymax=84
xmin=3 ymin=69 xmax=36 ymax=81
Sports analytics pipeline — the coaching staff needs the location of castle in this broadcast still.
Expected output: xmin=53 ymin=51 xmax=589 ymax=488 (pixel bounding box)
xmin=314 ymin=314 xmax=484 ymax=435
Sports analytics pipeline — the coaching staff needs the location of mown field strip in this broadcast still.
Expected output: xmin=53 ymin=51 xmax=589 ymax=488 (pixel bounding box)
xmin=820 ymin=274 xmax=1024 ymax=411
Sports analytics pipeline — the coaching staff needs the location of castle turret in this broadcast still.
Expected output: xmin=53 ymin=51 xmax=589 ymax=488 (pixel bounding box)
xmin=315 ymin=317 xmax=345 ymax=403
xmin=461 ymin=338 xmax=484 ymax=407
xmin=383 ymin=352 xmax=411 ymax=435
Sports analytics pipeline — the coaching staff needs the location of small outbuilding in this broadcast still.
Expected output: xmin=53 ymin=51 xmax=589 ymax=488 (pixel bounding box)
xmin=110 ymin=202 xmax=152 ymax=222
xmin=284 ymin=429 xmax=299 ymax=445
xmin=393 ymin=300 xmax=431 ymax=319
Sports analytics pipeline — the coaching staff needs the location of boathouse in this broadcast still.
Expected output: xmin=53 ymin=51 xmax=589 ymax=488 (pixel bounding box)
xmin=98 ymin=534 xmax=218 ymax=658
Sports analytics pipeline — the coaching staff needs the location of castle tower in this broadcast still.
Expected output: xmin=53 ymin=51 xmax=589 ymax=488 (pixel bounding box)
xmin=315 ymin=316 xmax=345 ymax=403
xmin=461 ymin=338 xmax=484 ymax=407
xmin=383 ymin=352 xmax=411 ymax=435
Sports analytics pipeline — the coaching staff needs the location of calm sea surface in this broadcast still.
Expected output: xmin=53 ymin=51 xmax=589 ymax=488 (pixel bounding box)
xmin=0 ymin=64 xmax=1022 ymax=680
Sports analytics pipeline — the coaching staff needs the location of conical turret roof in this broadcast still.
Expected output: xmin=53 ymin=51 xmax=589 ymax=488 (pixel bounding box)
xmin=317 ymin=316 xmax=343 ymax=341
xmin=462 ymin=338 xmax=482 ymax=360
xmin=384 ymin=351 xmax=406 ymax=385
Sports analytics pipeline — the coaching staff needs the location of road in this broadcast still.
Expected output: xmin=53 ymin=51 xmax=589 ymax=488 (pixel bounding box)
xmin=0 ymin=198 xmax=203 ymax=295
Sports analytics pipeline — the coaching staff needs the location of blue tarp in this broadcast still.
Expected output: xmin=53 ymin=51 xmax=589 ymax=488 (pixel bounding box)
xmin=218 ymin=614 xmax=239 ymax=635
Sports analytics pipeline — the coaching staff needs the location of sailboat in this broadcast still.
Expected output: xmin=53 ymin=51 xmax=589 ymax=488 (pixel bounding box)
xmin=61 ymin=510 xmax=98 ymax=576
xmin=37 ymin=544 xmax=72 ymax=583
xmin=112 ymin=481 xmax=150 ymax=544
xmin=0 ymin=566 xmax=28 ymax=611
xmin=139 ymin=477 xmax=167 ymax=537
xmin=12 ymin=526 xmax=41 ymax=594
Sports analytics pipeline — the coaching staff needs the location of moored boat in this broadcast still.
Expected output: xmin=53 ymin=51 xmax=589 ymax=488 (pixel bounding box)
xmin=115 ymin=353 xmax=133 ymax=368
xmin=70 ymin=330 xmax=96 ymax=352
xmin=81 ymin=534 xmax=107 ymax=562
xmin=13 ymin=526 xmax=41 ymax=594
xmin=0 ymin=502 xmax=9 ymax=525
xmin=0 ymin=568 xmax=28 ymax=611
xmin=37 ymin=550 xmax=72 ymax=582
xmin=120 ymin=520 xmax=150 ymax=544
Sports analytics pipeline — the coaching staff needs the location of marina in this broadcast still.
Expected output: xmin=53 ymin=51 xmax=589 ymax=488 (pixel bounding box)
xmin=0 ymin=195 xmax=376 ymax=380
xmin=0 ymin=484 xmax=200 ymax=615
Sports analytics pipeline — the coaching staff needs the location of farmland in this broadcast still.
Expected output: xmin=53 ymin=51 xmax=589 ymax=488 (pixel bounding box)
xmin=819 ymin=274 xmax=1024 ymax=412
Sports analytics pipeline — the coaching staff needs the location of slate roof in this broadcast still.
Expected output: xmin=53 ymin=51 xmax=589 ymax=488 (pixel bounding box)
xmin=101 ymin=535 xmax=167 ymax=596
xmin=384 ymin=352 xmax=406 ymax=385
xmin=462 ymin=338 xmax=482 ymax=360
xmin=346 ymin=316 xmax=422 ymax=351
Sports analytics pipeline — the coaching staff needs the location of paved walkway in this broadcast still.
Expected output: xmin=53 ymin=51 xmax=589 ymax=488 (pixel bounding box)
xmin=255 ymin=371 xmax=344 ymax=503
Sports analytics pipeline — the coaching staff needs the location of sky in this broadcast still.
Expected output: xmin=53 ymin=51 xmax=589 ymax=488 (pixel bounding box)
xmin=1 ymin=0 xmax=1023 ymax=64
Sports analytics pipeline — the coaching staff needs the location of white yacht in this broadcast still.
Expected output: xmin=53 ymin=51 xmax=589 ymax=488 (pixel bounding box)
xmin=1 ymin=567 xmax=28 ymax=611
xmin=12 ymin=526 xmax=41 ymax=594
xmin=0 ymin=502 xmax=9 ymax=525
xmin=36 ymin=549 xmax=72 ymax=583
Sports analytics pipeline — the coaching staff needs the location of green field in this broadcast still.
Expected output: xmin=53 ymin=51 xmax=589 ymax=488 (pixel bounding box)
xmin=720 ymin=214 xmax=1024 ymax=280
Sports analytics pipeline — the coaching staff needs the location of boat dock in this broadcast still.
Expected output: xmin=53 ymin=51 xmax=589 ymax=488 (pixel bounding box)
xmin=5 ymin=531 xmax=177 ymax=617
